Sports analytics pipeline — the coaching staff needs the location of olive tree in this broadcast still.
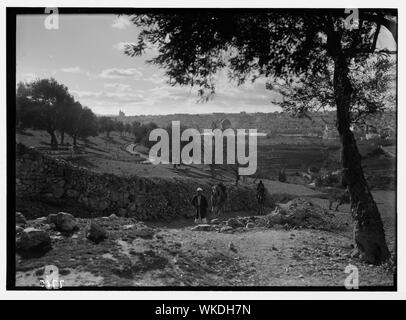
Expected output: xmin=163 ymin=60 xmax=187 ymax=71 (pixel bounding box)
xmin=123 ymin=9 xmax=397 ymax=264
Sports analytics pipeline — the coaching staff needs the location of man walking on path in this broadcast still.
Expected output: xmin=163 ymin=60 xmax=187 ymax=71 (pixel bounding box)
xmin=256 ymin=180 xmax=266 ymax=215
xmin=192 ymin=187 xmax=208 ymax=224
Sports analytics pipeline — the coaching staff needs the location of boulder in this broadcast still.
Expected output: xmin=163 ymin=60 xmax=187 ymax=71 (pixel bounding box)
xmin=191 ymin=224 xmax=213 ymax=232
xmin=86 ymin=222 xmax=108 ymax=243
xmin=46 ymin=213 xmax=58 ymax=225
xmin=210 ymin=218 xmax=220 ymax=225
xmin=226 ymin=218 xmax=245 ymax=229
xmin=109 ymin=214 xmax=118 ymax=219
xmin=16 ymin=212 xmax=26 ymax=226
xmin=56 ymin=212 xmax=78 ymax=233
xmin=35 ymin=217 xmax=47 ymax=224
xmin=16 ymin=228 xmax=52 ymax=256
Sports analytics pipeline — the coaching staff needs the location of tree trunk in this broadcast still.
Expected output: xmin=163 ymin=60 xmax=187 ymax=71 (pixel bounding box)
xmin=60 ymin=131 xmax=65 ymax=145
xmin=73 ymin=134 xmax=77 ymax=147
xmin=333 ymin=56 xmax=390 ymax=264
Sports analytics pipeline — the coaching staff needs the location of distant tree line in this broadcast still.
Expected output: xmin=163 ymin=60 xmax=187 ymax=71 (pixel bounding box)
xmin=98 ymin=117 xmax=159 ymax=148
xmin=16 ymin=78 xmax=158 ymax=149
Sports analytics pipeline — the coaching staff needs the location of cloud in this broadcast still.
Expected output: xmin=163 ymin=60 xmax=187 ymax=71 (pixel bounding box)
xmin=71 ymin=90 xmax=144 ymax=104
xmin=99 ymin=68 xmax=143 ymax=79
xmin=61 ymin=66 xmax=83 ymax=73
xmin=111 ymin=16 xmax=132 ymax=29
xmin=104 ymin=83 xmax=131 ymax=91
xmin=146 ymin=72 xmax=166 ymax=85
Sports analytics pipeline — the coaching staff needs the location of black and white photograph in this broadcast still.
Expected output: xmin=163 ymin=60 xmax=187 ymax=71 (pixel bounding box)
xmin=6 ymin=5 xmax=398 ymax=291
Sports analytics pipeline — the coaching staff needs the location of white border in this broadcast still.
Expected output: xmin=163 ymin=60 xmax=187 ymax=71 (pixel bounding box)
xmin=0 ymin=0 xmax=403 ymax=300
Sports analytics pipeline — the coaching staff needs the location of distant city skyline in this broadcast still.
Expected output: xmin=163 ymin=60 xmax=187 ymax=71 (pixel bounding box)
xmin=16 ymin=13 xmax=396 ymax=116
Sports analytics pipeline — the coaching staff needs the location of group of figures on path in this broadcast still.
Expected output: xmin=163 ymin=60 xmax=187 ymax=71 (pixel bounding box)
xmin=191 ymin=181 xmax=266 ymax=223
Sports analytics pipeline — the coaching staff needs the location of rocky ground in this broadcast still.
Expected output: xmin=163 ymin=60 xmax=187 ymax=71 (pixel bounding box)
xmin=15 ymin=196 xmax=395 ymax=288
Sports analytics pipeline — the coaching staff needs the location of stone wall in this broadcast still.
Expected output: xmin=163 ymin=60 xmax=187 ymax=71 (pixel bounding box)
xmin=16 ymin=143 xmax=261 ymax=220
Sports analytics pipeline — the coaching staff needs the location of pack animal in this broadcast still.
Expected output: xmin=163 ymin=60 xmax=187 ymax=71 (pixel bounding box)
xmin=321 ymin=187 xmax=350 ymax=211
xmin=210 ymin=184 xmax=227 ymax=216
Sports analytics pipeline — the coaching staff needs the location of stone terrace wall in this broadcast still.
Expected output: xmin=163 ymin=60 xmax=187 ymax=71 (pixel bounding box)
xmin=16 ymin=143 xmax=260 ymax=220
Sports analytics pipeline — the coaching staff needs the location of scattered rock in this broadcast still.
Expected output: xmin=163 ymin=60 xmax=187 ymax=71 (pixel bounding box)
xmin=16 ymin=212 xmax=26 ymax=226
xmin=273 ymin=224 xmax=284 ymax=230
xmin=86 ymin=222 xmax=108 ymax=243
xmin=219 ymin=226 xmax=234 ymax=233
xmin=191 ymin=224 xmax=213 ymax=232
xmin=266 ymin=198 xmax=337 ymax=230
xmin=350 ymin=248 xmax=360 ymax=258
xmin=246 ymin=222 xmax=255 ymax=229
xmin=16 ymin=226 xmax=24 ymax=234
xmin=123 ymin=224 xmax=135 ymax=230
xmin=229 ymin=242 xmax=237 ymax=252
xmin=226 ymin=218 xmax=245 ymax=229
xmin=59 ymin=269 xmax=71 ymax=276
xmin=42 ymin=224 xmax=52 ymax=231
xmin=16 ymin=228 xmax=52 ymax=257
xmin=133 ymin=228 xmax=155 ymax=239
xmin=56 ymin=212 xmax=78 ymax=233
xmin=35 ymin=268 xmax=45 ymax=276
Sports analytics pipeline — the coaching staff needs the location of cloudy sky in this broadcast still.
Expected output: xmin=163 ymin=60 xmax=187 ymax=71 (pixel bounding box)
xmin=16 ymin=14 xmax=396 ymax=116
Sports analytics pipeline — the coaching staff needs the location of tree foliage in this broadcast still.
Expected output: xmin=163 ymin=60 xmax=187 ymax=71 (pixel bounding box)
xmin=270 ymin=55 xmax=396 ymax=125
xmin=17 ymin=78 xmax=74 ymax=148
xmin=98 ymin=116 xmax=116 ymax=137
xmin=123 ymin=10 xmax=396 ymax=100
xmin=16 ymin=78 xmax=98 ymax=147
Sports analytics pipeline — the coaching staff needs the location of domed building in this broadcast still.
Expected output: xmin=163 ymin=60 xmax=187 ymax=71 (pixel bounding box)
xmin=220 ymin=118 xmax=232 ymax=130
